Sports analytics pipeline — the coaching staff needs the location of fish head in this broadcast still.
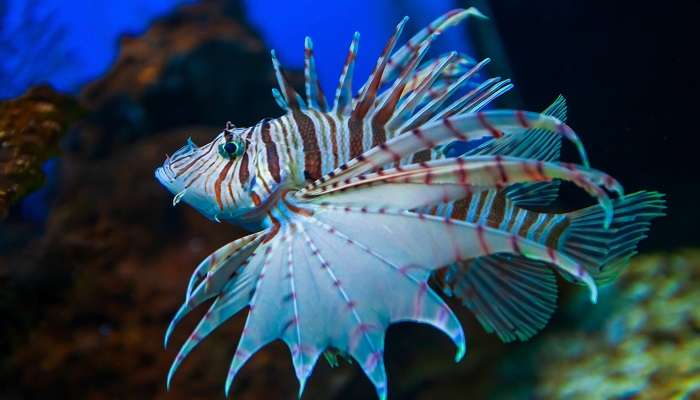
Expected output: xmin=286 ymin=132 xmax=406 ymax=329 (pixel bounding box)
xmin=155 ymin=123 xmax=259 ymax=223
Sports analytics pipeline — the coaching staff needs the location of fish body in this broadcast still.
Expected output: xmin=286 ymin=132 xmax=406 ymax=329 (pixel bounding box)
xmin=155 ymin=8 xmax=665 ymax=398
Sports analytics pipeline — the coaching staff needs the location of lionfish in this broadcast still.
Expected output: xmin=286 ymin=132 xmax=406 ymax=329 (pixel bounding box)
xmin=155 ymin=9 xmax=665 ymax=398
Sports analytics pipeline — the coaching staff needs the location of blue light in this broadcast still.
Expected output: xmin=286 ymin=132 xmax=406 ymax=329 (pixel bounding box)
xmin=0 ymin=0 xmax=194 ymax=98
xmin=242 ymin=0 xmax=474 ymax=100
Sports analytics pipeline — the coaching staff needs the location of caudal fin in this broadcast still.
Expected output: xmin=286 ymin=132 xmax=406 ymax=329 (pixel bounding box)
xmin=558 ymin=191 xmax=666 ymax=285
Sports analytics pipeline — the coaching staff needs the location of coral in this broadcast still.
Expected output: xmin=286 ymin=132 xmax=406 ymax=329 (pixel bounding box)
xmin=0 ymin=85 xmax=81 ymax=220
xmin=533 ymin=250 xmax=700 ymax=399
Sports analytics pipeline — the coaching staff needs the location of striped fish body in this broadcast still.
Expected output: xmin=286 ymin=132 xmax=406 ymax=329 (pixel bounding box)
xmin=155 ymin=8 xmax=665 ymax=398
xmin=156 ymin=109 xmax=422 ymax=230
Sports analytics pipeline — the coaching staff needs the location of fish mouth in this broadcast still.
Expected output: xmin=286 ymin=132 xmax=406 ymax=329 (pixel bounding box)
xmin=155 ymin=165 xmax=185 ymax=201
xmin=155 ymin=165 xmax=174 ymax=187
xmin=155 ymin=137 xmax=201 ymax=188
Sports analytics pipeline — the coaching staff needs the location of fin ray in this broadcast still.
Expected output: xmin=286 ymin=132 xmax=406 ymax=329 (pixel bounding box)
xmin=445 ymin=255 xmax=558 ymax=342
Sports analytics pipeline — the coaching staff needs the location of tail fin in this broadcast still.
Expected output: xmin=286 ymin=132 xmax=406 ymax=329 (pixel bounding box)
xmin=558 ymin=191 xmax=666 ymax=285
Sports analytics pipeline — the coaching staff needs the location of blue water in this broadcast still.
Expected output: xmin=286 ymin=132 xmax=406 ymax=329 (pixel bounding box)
xmin=243 ymin=0 xmax=473 ymax=100
xmin=1 ymin=0 xmax=473 ymax=100
xmin=0 ymin=0 xmax=194 ymax=98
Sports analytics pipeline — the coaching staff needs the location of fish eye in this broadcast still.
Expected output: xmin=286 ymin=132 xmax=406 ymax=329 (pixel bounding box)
xmin=224 ymin=141 xmax=238 ymax=154
xmin=219 ymin=138 xmax=245 ymax=159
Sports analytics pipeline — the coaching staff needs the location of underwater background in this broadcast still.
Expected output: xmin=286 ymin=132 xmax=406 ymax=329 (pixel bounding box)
xmin=0 ymin=0 xmax=697 ymax=399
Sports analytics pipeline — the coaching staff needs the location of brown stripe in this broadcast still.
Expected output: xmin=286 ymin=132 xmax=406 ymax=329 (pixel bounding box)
xmin=371 ymin=44 xmax=426 ymax=145
xmin=522 ymin=160 xmax=546 ymax=181
xmin=349 ymin=35 xmax=395 ymax=158
xmin=412 ymin=149 xmax=432 ymax=163
xmin=507 ymin=207 xmax=521 ymax=231
xmin=517 ymin=211 xmax=539 ymax=237
xmin=278 ymin=119 xmax=295 ymax=173
xmin=215 ymin=160 xmax=234 ymax=210
xmin=545 ymin=217 xmax=571 ymax=248
xmin=261 ymin=120 xmax=281 ymax=183
xmin=322 ymin=113 xmax=339 ymax=168
xmin=315 ymin=78 xmax=327 ymax=111
xmin=348 ymin=115 xmax=365 ymax=158
xmin=282 ymin=72 xmax=300 ymax=110
xmin=186 ymin=156 xmax=218 ymax=190
xmin=292 ymin=110 xmax=322 ymax=179
xmin=175 ymin=141 xmax=216 ymax=178
xmin=354 ymin=25 xmax=400 ymax=116
xmin=472 ymin=192 xmax=488 ymax=222
xmin=204 ymin=158 xmax=224 ymax=193
xmin=185 ymin=171 xmax=205 ymax=189
xmin=227 ymin=178 xmax=237 ymax=207
xmin=238 ymin=149 xmax=250 ymax=187
xmin=371 ymin=117 xmax=387 ymax=148
xmin=251 ymin=192 xmax=262 ymax=206
xmin=263 ymin=215 xmax=280 ymax=243
xmin=510 ymin=234 xmax=522 ymax=255
xmin=285 ymin=199 xmax=314 ymax=217
xmin=281 ymin=189 xmax=314 ymax=217
xmin=238 ymin=128 xmax=254 ymax=186
xmin=451 ymin=197 xmax=470 ymax=221
xmin=310 ymin=110 xmax=329 ymax=153
xmin=370 ymin=81 xmax=407 ymax=147
xmin=485 ymin=192 xmax=507 ymax=228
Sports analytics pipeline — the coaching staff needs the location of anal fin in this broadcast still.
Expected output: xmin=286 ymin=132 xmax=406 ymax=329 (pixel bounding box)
xmin=445 ymin=253 xmax=558 ymax=343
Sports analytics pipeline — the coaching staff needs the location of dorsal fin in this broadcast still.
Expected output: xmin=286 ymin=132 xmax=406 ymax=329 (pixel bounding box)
xmin=384 ymin=52 xmax=472 ymax=108
xmin=368 ymin=7 xmax=487 ymax=91
xmin=332 ymin=32 xmax=360 ymax=115
xmin=351 ymin=16 xmax=408 ymax=121
xmin=270 ymin=49 xmax=306 ymax=112
xmin=452 ymin=79 xmax=513 ymax=116
xmin=370 ymin=37 xmax=435 ymax=130
xmin=385 ymin=53 xmax=466 ymax=132
xmin=396 ymin=61 xmax=502 ymax=133
xmin=304 ymin=36 xmax=328 ymax=112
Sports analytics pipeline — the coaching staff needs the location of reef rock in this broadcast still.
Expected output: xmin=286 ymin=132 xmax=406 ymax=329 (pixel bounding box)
xmin=77 ymin=0 xmax=292 ymax=159
xmin=0 ymin=85 xmax=81 ymax=220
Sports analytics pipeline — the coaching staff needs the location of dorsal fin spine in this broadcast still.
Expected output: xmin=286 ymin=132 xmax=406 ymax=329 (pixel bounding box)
xmin=271 ymin=49 xmax=307 ymax=111
xmin=333 ymin=31 xmax=360 ymax=115
xmin=304 ymin=36 xmax=328 ymax=112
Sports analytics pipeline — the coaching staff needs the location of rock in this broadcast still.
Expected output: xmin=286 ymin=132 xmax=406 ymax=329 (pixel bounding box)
xmin=76 ymin=0 xmax=295 ymax=159
xmin=0 ymin=85 xmax=81 ymax=220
